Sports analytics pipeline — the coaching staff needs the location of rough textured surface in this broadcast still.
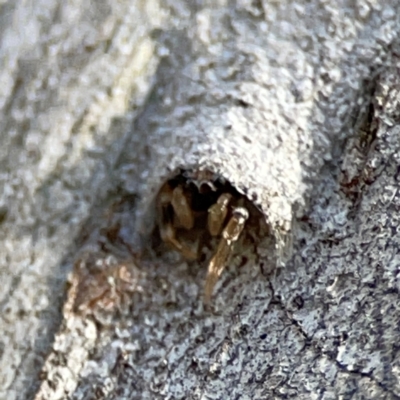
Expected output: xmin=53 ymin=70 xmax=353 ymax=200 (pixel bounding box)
xmin=0 ymin=1 xmax=162 ymax=398
xmin=2 ymin=1 xmax=400 ymax=399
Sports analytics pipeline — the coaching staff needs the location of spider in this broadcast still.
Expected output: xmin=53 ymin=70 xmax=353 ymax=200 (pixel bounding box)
xmin=156 ymin=170 xmax=256 ymax=304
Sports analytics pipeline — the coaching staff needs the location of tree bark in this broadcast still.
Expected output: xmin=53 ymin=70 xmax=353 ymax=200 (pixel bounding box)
xmin=1 ymin=1 xmax=400 ymax=399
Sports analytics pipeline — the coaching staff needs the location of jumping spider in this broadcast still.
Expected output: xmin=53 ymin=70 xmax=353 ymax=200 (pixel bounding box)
xmin=156 ymin=170 xmax=264 ymax=304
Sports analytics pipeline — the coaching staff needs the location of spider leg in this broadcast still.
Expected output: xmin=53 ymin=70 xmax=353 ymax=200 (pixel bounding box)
xmin=158 ymin=184 xmax=197 ymax=260
xmin=207 ymin=193 xmax=232 ymax=236
xmin=204 ymin=206 xmax=249 ymax=304
xmin=171 ymin=186 xmax=195 ymax=230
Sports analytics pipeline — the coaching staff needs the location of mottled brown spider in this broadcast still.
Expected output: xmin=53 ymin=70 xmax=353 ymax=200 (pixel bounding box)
xmin=156 ymin=170 xmax=254 ymax=304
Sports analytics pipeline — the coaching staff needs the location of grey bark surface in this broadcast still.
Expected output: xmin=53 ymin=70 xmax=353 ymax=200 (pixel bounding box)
xmin=1 ymin=1 xmax=400 ymax=399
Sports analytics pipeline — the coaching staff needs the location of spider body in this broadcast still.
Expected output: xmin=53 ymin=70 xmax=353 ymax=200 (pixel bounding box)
xmin=156 ymin=170 xmax=251 ymax=303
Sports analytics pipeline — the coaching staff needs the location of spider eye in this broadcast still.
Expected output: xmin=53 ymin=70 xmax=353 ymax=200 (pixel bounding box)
xmin=233 ymin=207 xmax=249 ymax=220
xmin=233 ymin=207 xmax=249 ymax=222
xmin=198 ymin=181 xmax=216 ymax=194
